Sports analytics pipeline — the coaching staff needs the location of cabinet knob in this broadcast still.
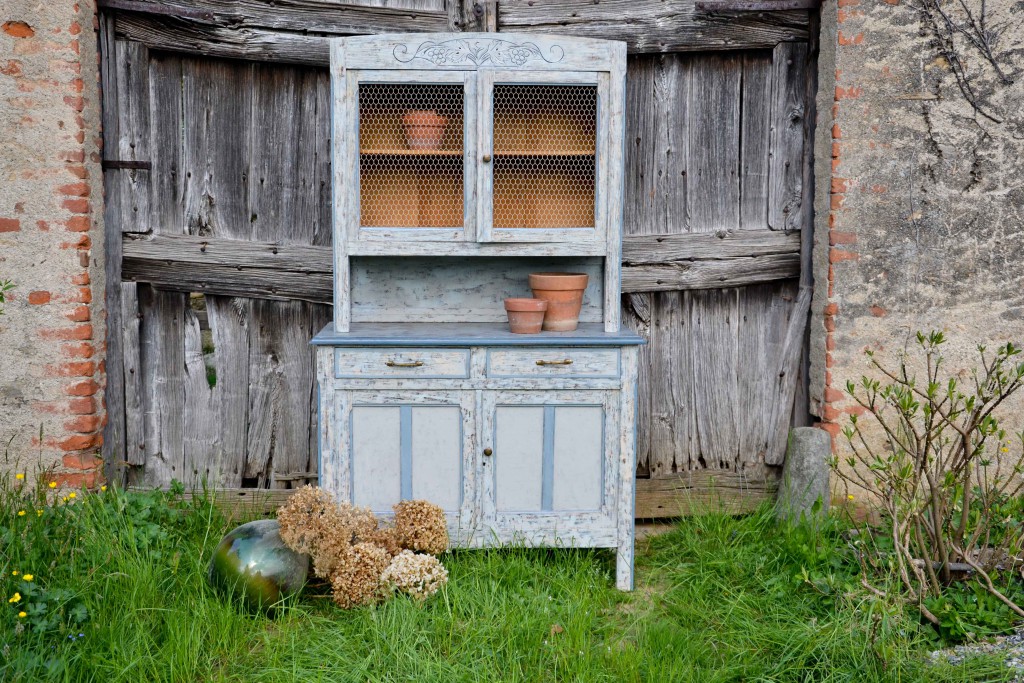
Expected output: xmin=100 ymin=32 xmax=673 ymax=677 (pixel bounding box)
xmin=483 ymin=448 xmax=493 ymax=456
xmin=482 ymin=154 xmax=492 ymax=163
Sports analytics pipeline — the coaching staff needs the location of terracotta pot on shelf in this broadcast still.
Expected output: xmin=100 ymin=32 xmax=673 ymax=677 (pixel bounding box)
xmin=528 ymin=272 xmax=589 ymax=332
xmin=402 ymin=110 xmax=447 ymax=150
xmin=504 ymin=298 xmax=548 ymax=334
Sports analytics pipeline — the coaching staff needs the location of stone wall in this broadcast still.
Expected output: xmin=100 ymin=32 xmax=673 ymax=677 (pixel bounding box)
xmin=811 ymin=0 xmax=1024 ymax=478
xmin=0 ymin=0 xmax=105 ymax=487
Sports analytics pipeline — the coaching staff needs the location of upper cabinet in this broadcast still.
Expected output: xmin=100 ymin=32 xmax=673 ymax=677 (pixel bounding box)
xmin=331 ymin=34 xmax=626 ymax=253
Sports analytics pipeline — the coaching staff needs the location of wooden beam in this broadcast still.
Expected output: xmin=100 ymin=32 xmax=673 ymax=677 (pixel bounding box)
xmin=496 ymin=0 xmax=809 ymax=53
xmin=121 ymin=233 xmax=333 ymax=303
xmin=622 ymin=229 xmax=800 ymax=264
xmin=123 ymin=231 xmax=802 ymax=301
xmin=622 ymin=253 xmax=800 ymax=292
xmin=173 ymin=475 xmax=779 ymax=521
xmin=635 ymin=469 xmax=780 ymax=518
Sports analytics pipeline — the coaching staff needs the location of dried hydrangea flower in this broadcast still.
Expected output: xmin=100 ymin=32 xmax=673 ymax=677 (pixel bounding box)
xmin=329 ymin=542 xmax=390 ymax=609
xmin=392 ymin=500 xmax=448 ymax=555
xmin=381 ymin=550 xmax=449 ymax=601
xmin=362 ymin=526 xmax=403 ymax=558
xmin=276 ymin=485 xmax=343 ymax=556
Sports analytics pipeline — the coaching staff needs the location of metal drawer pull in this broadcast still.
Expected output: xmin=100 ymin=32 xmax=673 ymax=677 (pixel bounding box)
xmin=385 ymin=360 xmax=424 ymax=368
xmin=536 ymin=359 xmax=573 ymax=366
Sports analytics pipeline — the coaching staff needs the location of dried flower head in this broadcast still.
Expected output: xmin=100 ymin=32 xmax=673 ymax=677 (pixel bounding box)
xmin=329 ymin=542 xmax=390 ymax=609
xmin=392 ymin=500 xmax=448 ymax=555
xmin=381 ymin=550 xmax=449 ymax=601
xmin=276 ymin=485 xmax=342 ymax=556
xmin=363 ymin=526 xmax=403 ymax=558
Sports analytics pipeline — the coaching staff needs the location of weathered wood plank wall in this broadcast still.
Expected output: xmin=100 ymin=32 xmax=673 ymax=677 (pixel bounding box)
xmin=100 ymin=0 xmax=816 ymax=516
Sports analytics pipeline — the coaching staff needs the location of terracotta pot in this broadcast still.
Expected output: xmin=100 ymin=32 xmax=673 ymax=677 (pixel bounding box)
xmin=504 ymin=298 xmax=548 ymax=334
xmin=403 ymin=110 xmax=447 ymax=150
xmin=528 ymin=272 xmax=589 ymax=332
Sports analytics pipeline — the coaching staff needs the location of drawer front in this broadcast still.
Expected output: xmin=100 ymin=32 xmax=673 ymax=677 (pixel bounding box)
xmin=334 ymin=348 xmax=470 ymax=379
xmin=486 ymin=348 xmax=619 ymax=378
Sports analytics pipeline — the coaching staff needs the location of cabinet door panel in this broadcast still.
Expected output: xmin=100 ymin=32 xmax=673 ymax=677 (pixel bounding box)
xmin=494 ymin=406 xmax=545 ymax=512
xmin=551 ymin=406 xmax=603 ymax=511
xmin=411 ymin=405 xmax=463 ymax=510
xmin=483 ymin=391 xmax=617 ymax=542
xmin=344 ymin=391 xmax=475 ymax=530
xmin=351 ymin=406 xmax=402 ymax=510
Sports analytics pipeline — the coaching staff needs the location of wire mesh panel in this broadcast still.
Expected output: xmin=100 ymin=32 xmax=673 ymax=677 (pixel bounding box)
xmin=492 ymin=85 xmax=597 ymax=229
xmin=359 ymin=84 xmax=464 ymax=228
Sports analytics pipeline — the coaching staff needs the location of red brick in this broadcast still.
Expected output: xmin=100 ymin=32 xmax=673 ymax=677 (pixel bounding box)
xmin=58 ymin=182 xmax=89 ymax=197
xmin=824 ymin=316 xmax=836 ymax=332
xmin=0 ymin=218 xmax=20 ymax=232
xmin=823 ymin=302 xmax=839 ymax=316
xmin=62 ymin=198 xmax=89 ymax=213
xmin=57 ymin=433 xmax=100 ymax=452
xmin=838 ymin=30 xmax=865 ymax=45
xmin=67 ymin=287 xmax=91 ymax=304
xmin=66 ymin=305 xmax=90 ymax=322
xmin=2 ymin=21 xmax=35 ymax=38
xmin=63 ymin=95 xmax=84 ymax=111
xmin=69 ymin=21 xmax=82 ymax=35
xmin=831 ymin=177 xmax=849 ymax=194
xmin=51 ymin=471 xmax=100 ymax=489
xmin=826 ymin=335 xmax=836 ymax=351
xmin=824 ymin=387 xmax=845 ymax=403
xmin=835 ymin=86 xmax=863 ymax=100
xmin=830 ymin=194 xmax=845 ymax=210
xmin=66 ymin=217 xmax=91 ymax=234
xmin=832 ymin=142 xmax=841 ymax=158
xmin=71 ymin=272 xmax=89 ymax=285
xmin=62 ymin=341 xmax=94 ymax=358
xmin=837 ymin=0 xmax=859 ymax=6
xmin=60 ymin=149 xmax=85 ymax=163
xmin=822 ymin=404 xmax=842 ymax=421
xmin=831 ymin=123 xmax=841 ymax=140
xmin=46 ymin=361 xmax=96 ymax=377
xmin=28 ymin=290 xmax=51 ymax=305
xmin=818 ymin=421 xmax=842 ymax=437
xmin=67 ymin=164 xmax=87 ymax=179
xmin=37 ymin=220 xmax=50 ymax=231
xmin=830 ymin=248 xmax=859 ymax=263
xmin=65 ymin=416 xmax=102 ymax=434
xmin=0 ymin=60 xmax=22 ymax=76
xmin=869 ymin=305 xmax=888 ymax=317
xmin=68 ymin=396 xmax=96 ymax=414
xmin=63 ymin=453 xmax=102 ymax=470
xmin=40 ymin=324 xmax=92 ymax=341
xmin=830 ymin=231 xmax=858 ymax=245
xmin=66 ymin=379 xmax=99 ymax=396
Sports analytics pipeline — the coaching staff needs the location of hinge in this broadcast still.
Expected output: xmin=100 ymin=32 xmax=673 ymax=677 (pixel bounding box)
xmin=102 ymin=159 xmax=152 ymax=171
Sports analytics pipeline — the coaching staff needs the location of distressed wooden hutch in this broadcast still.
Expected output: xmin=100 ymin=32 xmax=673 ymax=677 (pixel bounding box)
xmin=313 ymin=33 xmax=643 ymax=589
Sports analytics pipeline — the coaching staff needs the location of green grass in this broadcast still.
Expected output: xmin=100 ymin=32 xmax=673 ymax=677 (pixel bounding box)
xmin=0 ymin=479 xmax=1016 ymax=682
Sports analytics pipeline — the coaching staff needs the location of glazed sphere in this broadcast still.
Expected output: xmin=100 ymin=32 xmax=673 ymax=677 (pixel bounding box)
xmin=208 ymin=519 xmax=309 ymax=613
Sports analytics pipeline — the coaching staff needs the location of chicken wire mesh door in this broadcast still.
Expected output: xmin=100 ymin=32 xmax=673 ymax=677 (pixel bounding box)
xmin=354 ymin=76 xmax=472 ymax=238
xmin=479 ymin=73 xmax=605 ymax=243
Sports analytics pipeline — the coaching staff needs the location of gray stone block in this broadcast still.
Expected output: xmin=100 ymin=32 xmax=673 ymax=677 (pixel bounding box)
xmin=776 ymin=427 xmax=831 ymax=523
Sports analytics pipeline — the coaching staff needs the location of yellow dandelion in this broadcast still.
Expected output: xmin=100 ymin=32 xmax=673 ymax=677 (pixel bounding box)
xmin=100 ymin=485 xmax=107 ymax=492
xmin=11 ymin=571 xmax=18 ymax=576
xmin=48 ymin=482 xmax=56 ymax=489
xmin=68 ymin=492 xmax=76 ymax=499
xmin=1001 ymin=447 xmax=1009 ymax=453
xmin=22 ymin=574 xmax=33 ymax=582
xmin=17 ymin=611 xmax=26 ymax=618
xmin=847 ymin=494 xmax=855 ymax=501
xmin=17 ymin=510 xmax=25 ymax=517
xmin=36 ymin=510 xmax=42 ymax=517
xmin=15 ymin=473 xmax=24 ymax=480
xmin=8 ymin=593 xmax=20 ymax=604
xmin=61 ymin=496 xmax=68 ymax=502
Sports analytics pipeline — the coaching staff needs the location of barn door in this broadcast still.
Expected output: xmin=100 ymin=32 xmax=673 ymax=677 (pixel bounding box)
xmin=100 ymin=0 xmax=817 ymax=516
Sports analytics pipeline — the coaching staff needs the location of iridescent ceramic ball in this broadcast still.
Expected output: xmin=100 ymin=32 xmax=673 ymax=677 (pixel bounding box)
xmin=208 ymin=519 xmax=309 ymax=613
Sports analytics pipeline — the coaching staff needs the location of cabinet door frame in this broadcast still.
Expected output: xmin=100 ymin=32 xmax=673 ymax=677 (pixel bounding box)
xmin=477 ymin=70 xmax=610 ymax=245
xmin=343 ymin=69 xmax=478 ymax=243
xmin=334 ymin=389 xmax=479 ymax=541
xmin=479 ymin=389 xmax=619 ymax=545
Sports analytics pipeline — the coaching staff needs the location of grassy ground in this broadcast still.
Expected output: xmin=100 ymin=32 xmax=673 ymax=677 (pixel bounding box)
xmin=0 ymin=481 xmax=1016 ymax=682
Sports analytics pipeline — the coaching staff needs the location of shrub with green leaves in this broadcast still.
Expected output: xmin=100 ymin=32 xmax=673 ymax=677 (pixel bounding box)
xmin=0 ymin=279 xmax=13 ymax=315
xmin=836 ymin=331 xmax=1024 ymax=632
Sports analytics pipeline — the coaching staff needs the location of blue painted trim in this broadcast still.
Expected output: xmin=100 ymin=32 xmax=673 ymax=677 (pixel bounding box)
xmin=332 ymin=347 xmax=471 ymax=379
xmin=316 ymin=383 xmax=322 ymax=487
xmin=400 ymin=405 xmax=413 ymax=500
xmin=484 ymin=348 xmax=620 ymax=379
xmin=311 ymin=323 xmax=645 ymax=347
xmin=347 ymin=405 xmax=356 ymax=505
xmin=541 ymin=405 xmax=556 ymax=511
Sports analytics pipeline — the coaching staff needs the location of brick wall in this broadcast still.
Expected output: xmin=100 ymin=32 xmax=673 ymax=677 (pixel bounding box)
xmin=810 ymin=0 xmax=1024 ymax=479
xmin=0 ymin=0 xmax=104 ymax=488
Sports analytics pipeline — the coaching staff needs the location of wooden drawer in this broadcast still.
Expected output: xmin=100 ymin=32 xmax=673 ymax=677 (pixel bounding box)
xmin=486 ymin=348 xmax=619 ymax=378
xmin=334 ymin=348 xmax=470 ymax=379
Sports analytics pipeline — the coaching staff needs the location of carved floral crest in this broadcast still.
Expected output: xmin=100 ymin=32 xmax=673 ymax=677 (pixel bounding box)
xmin=393 ymin=38 xmax=565 ymax=68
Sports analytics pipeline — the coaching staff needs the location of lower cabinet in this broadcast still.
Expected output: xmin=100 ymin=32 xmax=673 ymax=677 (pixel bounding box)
xmin=316 ymin=343 xmax=639 ymax=589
